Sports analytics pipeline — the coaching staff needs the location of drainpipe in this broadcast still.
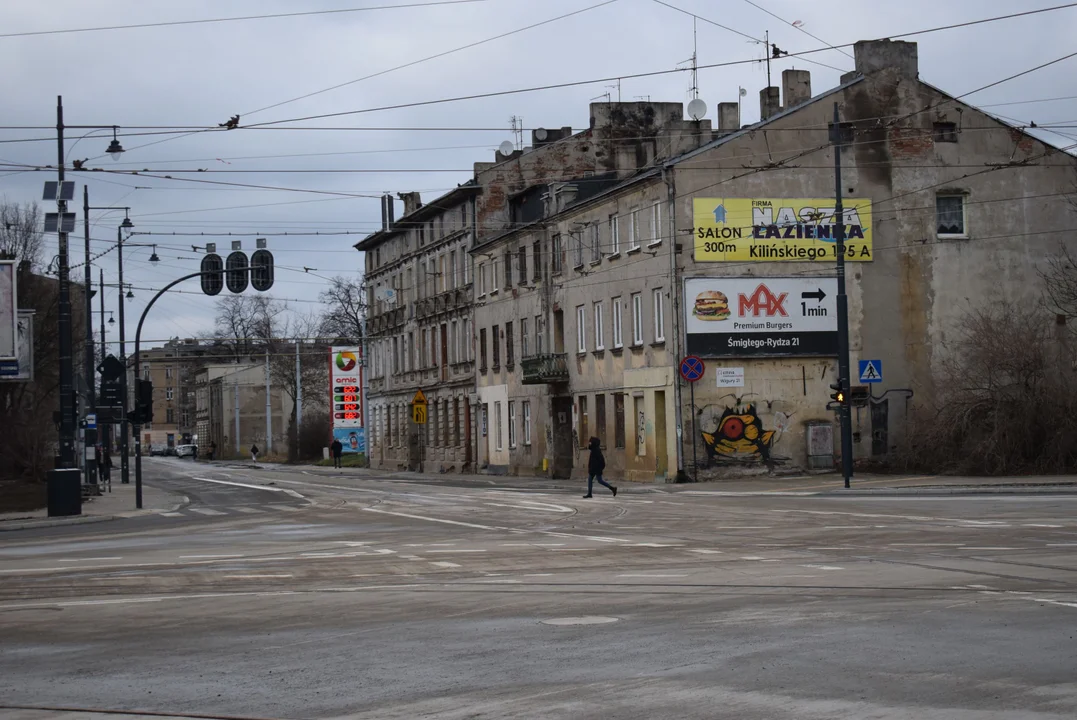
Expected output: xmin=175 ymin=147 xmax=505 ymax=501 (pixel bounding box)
xmin=663 ymin=164 xmax=685 ymax=479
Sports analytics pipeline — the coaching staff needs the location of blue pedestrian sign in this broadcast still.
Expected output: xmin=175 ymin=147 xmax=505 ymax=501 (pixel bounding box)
xmin=680 ymin=355 xmax=705 ymax=383
xmin=858 ymin=360 xmax=882 ymax=383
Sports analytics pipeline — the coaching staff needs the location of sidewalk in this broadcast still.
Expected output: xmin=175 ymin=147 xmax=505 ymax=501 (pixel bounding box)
xmin=0 ymin=480 xmax=184 ymax=531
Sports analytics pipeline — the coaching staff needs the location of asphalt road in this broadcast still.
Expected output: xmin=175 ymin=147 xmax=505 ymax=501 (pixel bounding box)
xmin=1 ymin=460 xmax=1075 ymax=719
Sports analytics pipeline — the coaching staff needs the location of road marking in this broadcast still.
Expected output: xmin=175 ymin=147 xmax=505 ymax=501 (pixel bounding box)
xmin=188 ymin=508 xmax=227 ymax=516
xmin=713 ymin=526 xmax=772 ymax=530
xmin=400 ymin=555 xmax=423 ymax=561
xmin=224 ymin=574 xmax=293 ymax=579
xmin=1031 ymin=598 xmax=1077 ymax=609
xmin=178 ymin=554 xmax=243 ymax=559
xmin=890 ymin=543 xmax=966 ymax=547
xmin=1047 ymin=543 xmax=1077 ymax=547
xmin=267 ymin=504 xmax=301 ymax=512
xmin=189 ymin=476 xmax=306 ymax=499
xmin=484 ymin=501 xmax=575 ymax=513
xmin=525 ymin=573 xmax=553 ymax=577
xmin=427 ymin=549 xmax=487 ymax=553
xmin=739 ymin=556 xmax=766 ymax=561
xmin=430 ymin=561 xmax=461 ymax=569
xmin=53 ymin=557 xmax=123 ymax=562
xmin=1024 ymin=524 xmax=1063 ymax=528
xmin=687 ymin=549 xmax=723 ymax=555
xmin=232 ymin=507 xmax=265 ymax=514
xmin=960 ymin=547 xmax=1018 ymax=551
xmin=362 ymin=507 xmax=502 ymax=531
xmin=799 ymin=564 xmax=844 ymax=570
xmin=617 ymin=573 xmax=689 ymax=578
xmin=159 ymin=512 xmax=184 ymax=517
xmin=634 ymin=543 xmax=683 ymax=548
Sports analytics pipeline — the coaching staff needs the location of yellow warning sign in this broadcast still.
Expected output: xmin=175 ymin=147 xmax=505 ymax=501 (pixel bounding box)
xmin=412 ymin=403 xmax=427 ymax=424
xmin=412 ymin=388 xmax=427 ymax=406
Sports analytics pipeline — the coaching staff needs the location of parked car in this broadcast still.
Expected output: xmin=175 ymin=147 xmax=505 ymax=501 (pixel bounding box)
xmin=176 ymin=444 xmax=198 ymax=458
xmin=149 ymin=445 xmax=167 ymax=456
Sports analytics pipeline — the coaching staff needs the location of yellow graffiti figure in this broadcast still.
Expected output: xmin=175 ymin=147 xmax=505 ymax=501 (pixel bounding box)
xmin=701 ymin=404 xmax=775 ymax=464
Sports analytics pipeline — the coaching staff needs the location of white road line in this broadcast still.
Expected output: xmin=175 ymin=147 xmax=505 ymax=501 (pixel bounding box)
xmin=53 ymin=557 xmax=123 ymax=562
xmin=618 ymin=574 xmax=689 ymax=578
xmin=362 ymin=507 xmax=502 ymax=531
xmin=224 ymin=574 xmax=293 ymax=579
xmin=430 ymin=561 xmax=461 ymax=569
xmin=232 ymin=507 xmax=265 ymax=514
xmin=267 ymin=505 xmax=301 ymax=512
xmin=1031 ymin=598 xmax=1077 ymax=609
xmin=179 ymin=554 xmax=244 ymax=559
xmin=687 ymin=549 xmax=723 ymax=555
xmin=634 ymin=543 xmax=683 ymax=548
xmin=799 ymin=564 xmax=844 ymax=570
xmin=1024 ymin=524 xmax=1063 ymax=528
xmin=427 ymin=549 xmax=487 ymax=554
xmin=484 ymin=501 xmax=572 ymax=514
xmin=189 ymin=476 xmax=306 ymax=499
xmin=187 ymin=507 xmax=227 ymax=516
xmin=739 ymin=556 xmax=766 ymax=561
xmin=960 ymin=547 xmax=1018 ymax=551
xmin=159 ymin=512 xmax=184 ymax=517
xmin=889 ymin=543 xmax=966 ymax=547
xmin=1047 ymin=543 xmax=1077 ymax=547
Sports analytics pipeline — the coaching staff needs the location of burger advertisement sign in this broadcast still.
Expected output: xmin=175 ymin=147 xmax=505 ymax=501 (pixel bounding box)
xmin=685 ymin=277 xmax=839 ymax=357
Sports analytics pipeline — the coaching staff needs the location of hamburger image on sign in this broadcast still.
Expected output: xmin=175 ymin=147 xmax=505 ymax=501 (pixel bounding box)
xmin=694 ymin=290 xmax=731 ymax=321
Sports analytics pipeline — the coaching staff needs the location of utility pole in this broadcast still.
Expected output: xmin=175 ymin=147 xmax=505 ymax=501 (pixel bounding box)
xmin=265 ymin=351 xmax=272 ymax=454
xmin=117 ymin=224 xmax=129 ymax=485
xmin=830 ymin=102 xmax=854 ymax=487
xmin=99 ymin=269 xmax=108 ymax=456
xmin=54 ymin=96 xmax=77 ymax=469
xmin=294 ymin=340 xmax=302 ymax=455
xmin=234 ymin=378 xmax=240 ymax=456
xmin=82 ymin=185 xmax=97 ymax=486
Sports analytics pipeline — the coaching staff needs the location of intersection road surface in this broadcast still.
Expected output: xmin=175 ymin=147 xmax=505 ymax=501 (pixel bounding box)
xmin=1 ymin=459 xmax=1076 ymax=719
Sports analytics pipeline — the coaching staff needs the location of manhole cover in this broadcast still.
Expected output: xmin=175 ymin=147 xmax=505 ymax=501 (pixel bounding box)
xmin=541 ymin=616 xmax=619 ymax=626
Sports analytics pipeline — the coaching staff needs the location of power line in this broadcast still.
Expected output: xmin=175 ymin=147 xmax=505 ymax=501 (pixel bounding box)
xmin=0 ymin=0 xmax=487 ymax=39
xmin=739 ymin=0 xmax=854 ymax=60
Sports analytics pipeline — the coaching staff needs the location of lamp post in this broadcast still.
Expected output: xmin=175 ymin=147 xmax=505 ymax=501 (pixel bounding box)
xmin=117 ymin=213 xmax=133 ymax=484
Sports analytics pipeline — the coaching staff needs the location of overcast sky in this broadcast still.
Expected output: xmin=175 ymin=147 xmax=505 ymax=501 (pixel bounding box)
xmin=1 ymin=0 xmax=1075 ymax=351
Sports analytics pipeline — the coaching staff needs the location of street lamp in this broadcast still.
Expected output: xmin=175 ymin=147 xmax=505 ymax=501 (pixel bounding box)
xmin=117 ymin=211 xmax=133 ymax=485
xmin=106 ymin=127 xmax=124 ymax=161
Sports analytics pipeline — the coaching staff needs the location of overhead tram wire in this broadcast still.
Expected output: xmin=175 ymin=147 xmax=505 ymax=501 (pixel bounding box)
xmin=739 ymin=0 xmax=854 ymax=60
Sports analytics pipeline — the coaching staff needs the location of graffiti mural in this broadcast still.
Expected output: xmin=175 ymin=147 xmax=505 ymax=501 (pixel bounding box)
xmin=699 ymin=396 xmax=791 ymax=466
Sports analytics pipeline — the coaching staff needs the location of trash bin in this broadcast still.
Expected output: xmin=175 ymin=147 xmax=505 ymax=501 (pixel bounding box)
xmin=47 ymin=468 xmax=83 ymax=517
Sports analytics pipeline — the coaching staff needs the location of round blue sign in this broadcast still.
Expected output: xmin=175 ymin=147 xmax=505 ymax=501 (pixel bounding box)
xmin=680 ymin=355 xmax=705 ymax=383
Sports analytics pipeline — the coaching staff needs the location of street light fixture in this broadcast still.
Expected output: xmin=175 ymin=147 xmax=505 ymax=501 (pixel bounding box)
xmin=149 ymin=245 xmax=160 ymax=263
xmin=126 ymin=288 xmax=134 ymax=301
xmin=108 ymin=314 xmax=115 ymax=326
xmin=106 ymin=127 xmax=124 ymax=161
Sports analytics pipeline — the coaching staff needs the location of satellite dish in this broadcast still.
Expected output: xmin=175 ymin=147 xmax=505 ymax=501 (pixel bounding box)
xmin=687 ymin=98 xmax=708 ymax=121
xmin=535 ymin=128 xmax=548 ymax=141
xmin=498 ymin=140 xmax=514 ymax=156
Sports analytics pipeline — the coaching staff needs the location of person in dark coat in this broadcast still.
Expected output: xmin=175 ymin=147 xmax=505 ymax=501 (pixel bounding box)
xmin=251 ymin=444 xmax=259 ymax=463
xmin=583 ymin=436 xmax=617 ymax=498
xmin=99 ymin=448 xmax=113 ymax=484
xmin=331 ymin=438 xmax=344 ymax=469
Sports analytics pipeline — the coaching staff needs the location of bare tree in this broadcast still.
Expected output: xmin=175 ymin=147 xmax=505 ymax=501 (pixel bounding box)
xmin=0 ymin=201 xmax=44 ymax=268
xmin=1041 ymin=241 xmax=1077 ymax=332
xmin=318 ymin=276 xmax=365 ymax=342
xmin=212 ymin=294 xmax=282 ymax=359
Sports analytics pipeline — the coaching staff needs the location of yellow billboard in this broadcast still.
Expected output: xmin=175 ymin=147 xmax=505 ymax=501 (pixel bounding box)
xmin=693 ymin=198 xmax=874 ymax=262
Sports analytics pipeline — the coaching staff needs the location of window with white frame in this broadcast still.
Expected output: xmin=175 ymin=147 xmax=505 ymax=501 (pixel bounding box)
xmin=612 ymin=297 xmax=623 ymax=348
xmin=523 ymin=401 xmax=532 ymax=446
xmin=521 ymin=317 xmax=529 ymax=357
xmin=653 ymin=288 xmax=665 ymax=342
xmin=594 ymin=302 xmax=605 ymax=351
xmin=490 ymin=258 xmax=499 ymax=293
xmin=650 ymin=202 xmax=662 ymax=245
xmin=463 ymin=318 xmax=472 ymax=361
xmin=629 ymin=209 xmax=640 ymax=250
xmin=552 ymin=234 xmax=563 ymax=274
xmin=508 ymin=401 xmax=516 ymax=449
xmin=478 ymin=262 xmax=486 ymax=296
xmin=494 ymin=401 xmax=503 ymax=451
xmin=166 ymin=387 xmax=174 ymax=401
xmin=936 ymin=194 xmax=967 ymax=237
xmin=631 ymin=293 xmax=643 ymax=345
xmin=450 ymin=321 xmax=458 ymax=364
xmin=573 ymin=232 xmax=584 ymax=268
xmin=576 ymin=305 xmax=587 ymax=353
xmin=449 ymin=250 xmax=457 ymax=289
xmin=609 ymin=214 xmax=620 ymax=255
xmin=590 ymin=222 xmax=601 ymax=262
xmin=165 ymin=366 xmax=173 ymax=379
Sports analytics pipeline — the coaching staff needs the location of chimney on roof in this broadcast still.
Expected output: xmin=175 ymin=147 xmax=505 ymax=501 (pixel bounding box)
xmin=759 ymin=86 xmax=781 ymax=121
xmin=781 ymin=69 xmax=812 ymax=110
xmin=397 ymin=191 xmax=422 ymax=216
xmin=853 ymin=39 xmax=919 ymax=79
xmin=380 ymin=193 xmax=395 ymax=231
xmin=717 ymin=102 xmax=740 ymax=134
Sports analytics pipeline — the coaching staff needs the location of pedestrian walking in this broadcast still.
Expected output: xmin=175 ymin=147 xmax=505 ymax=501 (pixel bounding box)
xmin=331 ymin=438 xmax=344 ymax=469
xmin=100 ymin=450 xmax=113 ymax=485
xmin=583 ymin=436 xmax=617 ymax=498
xmin=209 ymin=440 xmax=217 ymax=461
xmin=251 ymin=444 xmax=259 ymax=463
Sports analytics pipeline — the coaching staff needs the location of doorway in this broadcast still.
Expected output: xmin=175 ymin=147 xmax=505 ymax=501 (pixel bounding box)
xmin=654 ymin=391 xmax=668 ymax=478
xmin=871 ymin=399 xmax=889 ymax=456
xmin=551 ymin=396 xmax=574 ymax=478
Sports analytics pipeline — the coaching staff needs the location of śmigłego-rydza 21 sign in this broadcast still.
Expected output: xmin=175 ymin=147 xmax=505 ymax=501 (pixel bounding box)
xmin=685 ymin=277 xmax=838 ymax=357
xmin=693 ymin=198 xmax=873 ymax=262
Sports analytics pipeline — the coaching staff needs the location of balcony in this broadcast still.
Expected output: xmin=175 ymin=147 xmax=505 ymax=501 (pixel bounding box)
xmin=521 ymin=353 xmax=569 ymax=385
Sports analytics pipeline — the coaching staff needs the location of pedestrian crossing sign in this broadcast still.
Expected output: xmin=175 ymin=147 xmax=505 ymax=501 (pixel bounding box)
xmin=858 ymin=359 xmax=882 ymax=383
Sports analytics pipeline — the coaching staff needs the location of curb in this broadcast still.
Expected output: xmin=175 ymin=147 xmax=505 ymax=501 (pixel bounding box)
xmin=0 ymin=514 xmax=117 ymax=532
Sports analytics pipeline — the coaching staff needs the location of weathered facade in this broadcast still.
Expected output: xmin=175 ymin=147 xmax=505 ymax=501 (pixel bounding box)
xmin=194 ymin=362 xmax=289 ymax=459
xmin=358 ymin=185 xmax=480 ymax=472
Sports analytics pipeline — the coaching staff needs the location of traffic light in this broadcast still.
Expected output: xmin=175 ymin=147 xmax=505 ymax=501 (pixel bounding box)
xmin=250 ymin=248 xmax=274 ymax=292
xmin=226 ymin=250 xmax=249 ymax=294
xmin=136 ymin=378 xmax=154 ymax=424
xmin=200 ymin=253 xmax=224 ymax=296
xmin=828 ymin=380 xmax=847 ymax=410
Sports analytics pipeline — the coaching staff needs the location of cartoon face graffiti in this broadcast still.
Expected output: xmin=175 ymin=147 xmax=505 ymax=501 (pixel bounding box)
xmin=701 ymin=403 xmax=776 ymax=463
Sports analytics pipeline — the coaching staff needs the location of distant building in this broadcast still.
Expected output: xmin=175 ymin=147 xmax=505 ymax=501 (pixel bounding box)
xmin=130 ymin=338 xmax=215 ymax=451
xmin=194 ymin=362 xmax=289 ymax=458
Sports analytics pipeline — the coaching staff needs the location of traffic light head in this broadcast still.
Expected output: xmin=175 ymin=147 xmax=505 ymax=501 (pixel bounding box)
xmin=250 ymin=249 xmax=274 ymax=292
xmin=136 ymin=378 xmax=154 ymax=424
xmin=200 ymin=254 xmax=224 ymax=296
xmin=829 ymin=381 xmax=845 ymax=404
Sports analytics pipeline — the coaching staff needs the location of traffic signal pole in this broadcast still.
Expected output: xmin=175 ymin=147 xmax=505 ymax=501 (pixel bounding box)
xmin=831 ymin=102 xmax=854 ymax=488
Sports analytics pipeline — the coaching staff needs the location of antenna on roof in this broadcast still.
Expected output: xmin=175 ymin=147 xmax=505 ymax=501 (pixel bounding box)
xmin=509 ymin=116 xmax=524 ymax=150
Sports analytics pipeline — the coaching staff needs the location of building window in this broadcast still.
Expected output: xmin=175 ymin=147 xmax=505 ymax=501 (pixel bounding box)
xmin=495 ymin=401 xmax=503 ymax=452
xmin=576 ymin=305 xmax=587 ymax=353
xmin=552 ymin=234 xmax=563 ymax=274
xmin=450 ymin=321 xmax=458 ymax=364
xmin=492 ymin=326 xmax=501 ymax=368
xmin=508 ymin=401 xmax=517 ymax=449
xmin=595 ymin=394 xmax=606 ymax=449
xmin=505 ymin=321 xmax=514 ymax=367
xmin=521 ymin=317 xmax=529 ymax=357
xmin=517 ymin=246 xmax=527 ymax=284
xmin=461 ymin=250 xmax=469 ymax=285
xmin=936 ymin=194 xmax=966 ymax=237
xmin=535 ymin=315 xmax=544 ymax=355
xmin=612 ymin=297 xmax=623 ymax=349
xmin=532 ymin=241 xmax=542 ymax=281
xmin=933 ymin=122 xmax=958 ymax=142
xmin=142 ymin=364 xmax=150 ymax=380
xmin=453 ymin=398 xmax=461 ymax=446
xmin=573 ymin=231 xmax=584 ymax=268
xmin=631 ymin=293 xmax=643 ymax=345
xmin=463 ymin=318 xmax=472 ymax=361
xmin=590 ymin=222 xmax=602 ymax=262
xmin=164 ymin=408 xmax=173 ymax=424
xmin=609 ymin=214 xmax=620 ymax=255
xmin=503 ymin=251 xmax=512 ymax=288
xmin=614 ymin=393 xmax=626 ymax=448
xmin=523 ymin=401 xmax=532 ymax=446
xmin=594 ymin=302 xmax=605 ymax=351
xmin=478 ymin=262 xmax=486 ymax=296
xmin=578 ymin=395 xmax=589 ymax=447
xmin=653 ymin=289 xmax=665 ymax=343
xmin=182 ymin=409 xmax=189 ymax=426
xmin=479 ymin=328 xmax=488 ymax=371
xmin=449 ymin=250 xmax=457 ymax=289
xmin=629 ymin=209 xmax=640 ymax=251
xmin=165 ymin=366 xmax=173 ymax=379
xmin=420 ymin=329 xmax=428 ymax=369
xmin=650 ymin=202 xmax=662 ymax=245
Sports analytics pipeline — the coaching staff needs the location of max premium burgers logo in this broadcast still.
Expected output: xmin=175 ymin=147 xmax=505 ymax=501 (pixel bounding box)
xmin=694 ymin=284 xmax=788 ymax=321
